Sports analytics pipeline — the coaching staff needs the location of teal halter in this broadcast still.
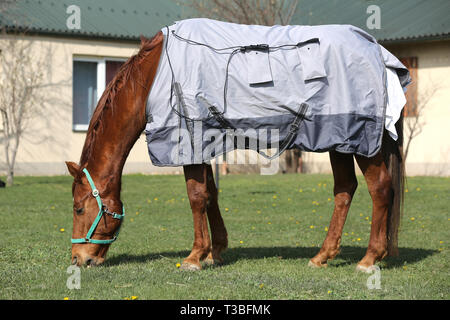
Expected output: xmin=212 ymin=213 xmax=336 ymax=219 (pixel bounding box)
xmin=71 ymin=168 xmax=125 ymax=245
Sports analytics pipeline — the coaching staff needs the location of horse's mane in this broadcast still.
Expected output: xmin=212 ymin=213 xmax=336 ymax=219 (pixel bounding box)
xmin=79 ymin=33 xmax=162 ymax=166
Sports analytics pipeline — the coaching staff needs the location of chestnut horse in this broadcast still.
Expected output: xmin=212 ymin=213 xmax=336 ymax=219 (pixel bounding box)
xmin=66 ymin=32 xmax=403 ymax=272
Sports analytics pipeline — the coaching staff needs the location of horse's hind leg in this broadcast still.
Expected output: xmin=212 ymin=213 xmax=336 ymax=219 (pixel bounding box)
xmin=203 ymin=164 xmax=228 ymax=265
xmin=309 ymin=151 xmax=358 ymax=268
xmin=182 ymin=164 xmax=213 ymax=270
xmin=354 ymin=152 xmax=391 ymax=272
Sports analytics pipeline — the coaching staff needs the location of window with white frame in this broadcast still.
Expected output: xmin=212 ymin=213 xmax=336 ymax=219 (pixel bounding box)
xmin=72 ymin=57 xmax=126 ymax=131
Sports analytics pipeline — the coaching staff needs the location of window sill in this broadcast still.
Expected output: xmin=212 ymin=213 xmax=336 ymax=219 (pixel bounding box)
xmin=73 ymin=124 xmax=89 ymax=132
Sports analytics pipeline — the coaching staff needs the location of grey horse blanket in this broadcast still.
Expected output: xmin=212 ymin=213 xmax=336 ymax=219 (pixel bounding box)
xmin=145 ymin=18 xmax=411 ymax=166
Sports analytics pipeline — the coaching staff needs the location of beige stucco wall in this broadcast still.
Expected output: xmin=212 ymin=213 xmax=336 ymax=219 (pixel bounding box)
xmin=1 ymin=35 xmax=448 ymax=177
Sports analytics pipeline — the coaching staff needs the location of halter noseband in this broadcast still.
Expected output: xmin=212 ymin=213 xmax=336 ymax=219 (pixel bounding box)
xmin=71 ymin=168 xmax=125 ymax=245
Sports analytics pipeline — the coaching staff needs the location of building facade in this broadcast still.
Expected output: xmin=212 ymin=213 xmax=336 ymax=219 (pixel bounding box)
xmin=1 ymin=0 xmax=449 ymax=177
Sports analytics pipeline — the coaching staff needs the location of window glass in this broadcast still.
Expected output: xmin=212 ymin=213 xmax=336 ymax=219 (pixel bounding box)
xmin=73 ymin=61 xmax=97 ymax=127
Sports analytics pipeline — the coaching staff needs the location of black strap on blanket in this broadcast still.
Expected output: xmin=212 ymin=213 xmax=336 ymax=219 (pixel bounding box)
xmin=197 ymin=96 xmax=233 ymax=129
xmin=257 ymin=102 xmax=309 ymax=160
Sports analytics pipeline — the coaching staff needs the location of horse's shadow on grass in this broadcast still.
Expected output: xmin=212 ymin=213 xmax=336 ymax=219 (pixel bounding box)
xmin=105 ymin=246 xmax=437 ymax=269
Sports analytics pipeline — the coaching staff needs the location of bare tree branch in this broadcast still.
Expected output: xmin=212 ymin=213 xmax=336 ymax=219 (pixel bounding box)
xmin=0 ymin=27 xmax=54 ymax=186
xmin=403 ymin=79 xmax=442 ymax=162
xmin=186 ymin=0 xmax=299 ymax=26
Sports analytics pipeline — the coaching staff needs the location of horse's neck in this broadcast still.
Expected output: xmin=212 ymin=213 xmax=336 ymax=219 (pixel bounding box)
xmin=82 ymin=101 xmax=145 ymax=195
xmin=82 ymin=36 xmax=163 ymax=192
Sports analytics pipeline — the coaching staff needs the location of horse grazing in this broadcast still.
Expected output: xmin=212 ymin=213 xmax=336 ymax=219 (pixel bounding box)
xmin=66 ymin=28 xmax=404 ymax=272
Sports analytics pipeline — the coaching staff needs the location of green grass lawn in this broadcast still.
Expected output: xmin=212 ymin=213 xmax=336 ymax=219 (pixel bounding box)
xmin=0 ymin=173 xmax=448 ymax=300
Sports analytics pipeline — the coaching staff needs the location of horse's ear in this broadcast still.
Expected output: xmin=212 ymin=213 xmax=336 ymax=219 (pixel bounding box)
xmin=140 ymin=35 xmax=148 ymax=44
xmin=65 ymin=161 xmax=80 ymax=178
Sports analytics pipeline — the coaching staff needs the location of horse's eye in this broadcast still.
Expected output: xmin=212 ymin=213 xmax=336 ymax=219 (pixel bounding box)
xmin=75 ymin=208 xmax=84 ymax=215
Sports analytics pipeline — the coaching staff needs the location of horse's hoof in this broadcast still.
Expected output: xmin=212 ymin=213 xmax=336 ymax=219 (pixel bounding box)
xmin=355 ymin=264 xmax=376 ymax=273
xmin=180 ymin=262 xmax=201 ymax=271
xmin=203 ymin=257 xmax=223 ymax=266
xmin=308 ymin=260 xmax=327 ymax=268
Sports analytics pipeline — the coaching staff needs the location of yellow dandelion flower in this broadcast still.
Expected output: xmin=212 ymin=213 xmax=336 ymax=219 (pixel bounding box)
xmin=219 ymin=189 xmax=222 ymax=193
xmin=273 ymin=195 xmax=277 ymax=199
xmin=365 ymin=217 xmax=369 ymax=220
xmin=416 ymin=187 xmax=421 ymax=191
xmin=59 ymin=228 xmax=65 ymax=232
xmin=405 ymin=189 xmax=409 ymax=193
xmin=239 ymin=240 xmax=244 ymax=244
xmin=176 ymin=263 xmax=181 ymax=268
xmin=357 ymin=238 xmax=361 ymax=241
xmin=63 ymin=297 xmax=69 ymax=300
xmin=299 ymin=189 xmax=303 ymax=192
xmin=324 ymin=227 xmax=328 ymax=231
xmin=136 ymin=212 xmax=139 ymax=215
xmin=147 ymin=199 xmax=151 ymax=203
xmin=344 ymin=232 xmax=348 ymax=236
xmin=403 ymin=266 xmax=407 ymax=270
xmin=130 ymin=218 xmax=134 ymax=222
xmin=328 ymin=198 xmax=332 ymax=202
xmin=439 ymin=241 xmax=444 ymax=244
xmin=225 ymin=208 xmax=229 ymax=212
xmin=410 ymin=217 xmax=415 ymax=221
xmin=51 ymin=206 xmax=55 ymax=210
xmin=312 ymin=209 xmax=316 ymax=213
xmin=288 ymin=198 xmax=292 ymax=201
xmin=131 ymin=296 xmax=138 ymax=300
xmin=272 ymin=203 xmax=276 ymax=207
xmin=154 ymin=197 xmax=158 ymax=201
xmin=259 ymin=283 xmax=264 ymax=289
xmin=360 ymin=213 xmax=363 ymax=217
xmin=268 ymin=222 xmax=272 ymax=225
xmin=323 ymin=183 xmax=327 ymax=187
xmin=327 ymin=290 xmax=332 ymax=294
xmin=309 ymin=225 xmax=314 ymax=229
xmin=257 ymin=210 xmax=261 ymax=214
xmin=296 ymin=221 xmax=300 ymax=224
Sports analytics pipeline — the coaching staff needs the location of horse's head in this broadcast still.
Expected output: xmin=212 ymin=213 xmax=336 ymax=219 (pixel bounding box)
xmin=65 ymin=161 xmax=124 ymax=267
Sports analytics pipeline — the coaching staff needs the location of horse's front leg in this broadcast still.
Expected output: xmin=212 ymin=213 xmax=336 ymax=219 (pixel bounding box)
xmin=182 ymin=164 xmax=212 ymax=270
xmin=309 ymin=151 xmax=358 ymax=267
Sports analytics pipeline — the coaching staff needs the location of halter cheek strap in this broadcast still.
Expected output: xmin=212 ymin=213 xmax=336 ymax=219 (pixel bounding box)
xmin=71 ymin=168 xmax=125 ymax=245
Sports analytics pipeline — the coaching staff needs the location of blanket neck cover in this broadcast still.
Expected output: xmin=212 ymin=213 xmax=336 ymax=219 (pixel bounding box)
xmin=145 ymin=18 xmax=411 ymax=166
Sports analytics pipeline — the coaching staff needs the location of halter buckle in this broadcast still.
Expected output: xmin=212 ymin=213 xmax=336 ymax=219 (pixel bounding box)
xmin=92 ymin=189 xmax=99 ymax=197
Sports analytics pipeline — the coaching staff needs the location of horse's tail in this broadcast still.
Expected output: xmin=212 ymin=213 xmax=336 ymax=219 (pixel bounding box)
xmin=382 ymin=114 xmax=405 ymax=257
